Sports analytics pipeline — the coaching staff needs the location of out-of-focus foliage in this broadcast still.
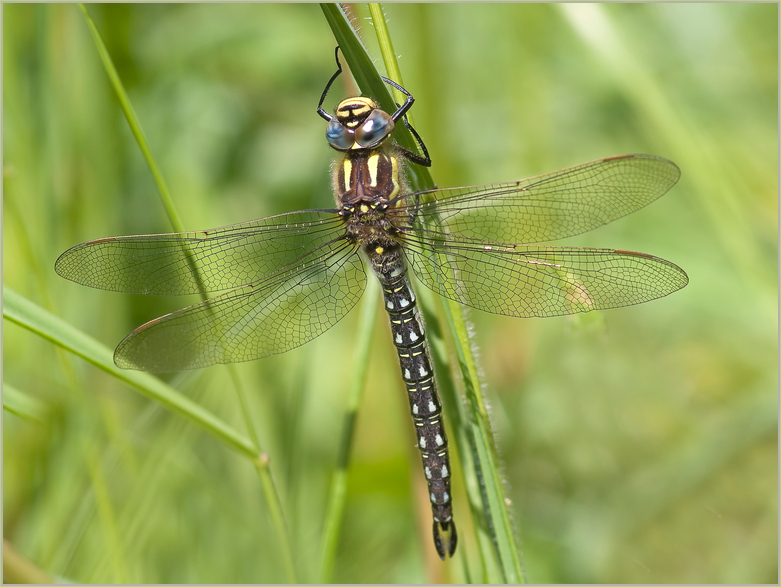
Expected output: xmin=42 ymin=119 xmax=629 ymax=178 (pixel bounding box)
xmin=4 ymin=3 xmax=776 ymax=583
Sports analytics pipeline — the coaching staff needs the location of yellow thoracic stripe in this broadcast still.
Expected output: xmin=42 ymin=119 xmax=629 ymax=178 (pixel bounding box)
xmin=367 ymin=153 xmax=379 ymax=187
xmin=342 ymin=158 xmax=352 ymax=192
xmin=388 ymin=155 xmax=401 ymax=201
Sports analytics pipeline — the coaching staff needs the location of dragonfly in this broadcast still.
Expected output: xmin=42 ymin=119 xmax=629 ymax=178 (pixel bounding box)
xmin=56 ymin=49 xmax=688 ymax=560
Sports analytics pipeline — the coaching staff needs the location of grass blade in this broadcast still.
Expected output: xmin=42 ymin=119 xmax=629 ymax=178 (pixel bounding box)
xmin=320 ymin=3 xmax=434 ymax=191
xmin=78 ymin=3 xmax=182 ymax=232
xmin=324 ymin=4 xmax=525 ymax=580
xmin=3 ymin=540 xmax=55 ymax=584
xmin=318 ymin=277 xmax=380 ymax=582
xmin=4 ymin=286 xmax=255 ymax=457
xmin=440 ymin=300 xmax=524 ymax=582
xmin=370 ymin=8 xmax=524 ymax=581
xmin=3 ymin=382 xmax=47 ymax=424
xmin=77 ymin=5 xmax=297 ymax=580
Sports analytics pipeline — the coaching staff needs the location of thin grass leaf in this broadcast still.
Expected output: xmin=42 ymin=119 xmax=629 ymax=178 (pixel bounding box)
xmin=367 ymin=4 xmax=415 ymax=126
xmin=77 ymin=5 xmax=297 ymax=580
xmin=326 ymin=4 xmax=525 ymax=580
xmin=320 ymin=3 xmax=433 ymax=191
xmin=415 ymin=284 xmax=501 ymax=582
xmin=3 ymin=287 xmax=256 ymax=457
xmin=3 ymin=540 xmax=56 ymax=585
xmin=85 ymin=444 xmax=129 ymax=583
xmin=318 ymin=277 xmax=380 ymax=582
xmin=225 ymin=363 xmax=297 ymax=583
xmin=78 ymin=4 xmax=183 ymax=233
xmin=370 ymin=7 xmax=523 ymax=581
xmin=439 ymin=300 xmax=525 ymax=582
xmin=3 ymin=383 xmax=47 ymax=424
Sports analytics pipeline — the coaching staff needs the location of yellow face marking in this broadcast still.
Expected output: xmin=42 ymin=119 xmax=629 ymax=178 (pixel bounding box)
xmin=336 ymin=97 xmax=376 ymax=125
xmin=367 ymin=153 xmax=380 ymax=187
xmin=342 ymin=159 xmax=352 ymax=191
xmin=375 ymin=246 xmax=384 ymax=255
xmin=337 ymin=97 xmax=375 ymax=110
xmin=360 ymin=204 xmax=369 ymax=213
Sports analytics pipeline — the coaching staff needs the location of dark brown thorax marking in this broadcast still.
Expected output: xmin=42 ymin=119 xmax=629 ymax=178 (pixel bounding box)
xmin=335 ymin=150 xmax=401 ymax=207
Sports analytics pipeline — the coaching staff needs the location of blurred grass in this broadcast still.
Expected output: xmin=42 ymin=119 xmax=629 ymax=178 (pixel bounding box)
xmin=4 ymin=3 xmax=777 ymax=584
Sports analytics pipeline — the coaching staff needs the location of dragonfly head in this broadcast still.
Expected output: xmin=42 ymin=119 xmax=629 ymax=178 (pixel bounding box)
xmin=326 ymin=97 xmax=395 ymax=152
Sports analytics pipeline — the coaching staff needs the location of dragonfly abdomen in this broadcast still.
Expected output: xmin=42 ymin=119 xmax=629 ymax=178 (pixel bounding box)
xmin=368 ymin=243 xmax=458 ymax=559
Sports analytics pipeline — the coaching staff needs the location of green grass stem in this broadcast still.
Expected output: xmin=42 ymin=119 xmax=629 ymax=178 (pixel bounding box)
xmin=84 ymin=443 xmax=129 ymax=583
xmin=3 ymin=383 xmax=47 ymax=424
xmin=369 ymin=6 xmax=524 ymax=581
xmin=78 ymin=6 xmax=297 ymax=580
xmin=320 ymin=3 xmax=433 ymax=190
xmin=318 ymin=277 xmax=380 ymax=582
xmin=78 ymin=4 xmax=183 ymax=233
xmin=3 ymin=540 xmax=55 ymax=584
xmin=4 ymin=287 xmax=255 ymax=457
xmin=321 ymin=4 xmax=524 ymax=580
xmin=440 ymin=299 xmax=525 ymax=582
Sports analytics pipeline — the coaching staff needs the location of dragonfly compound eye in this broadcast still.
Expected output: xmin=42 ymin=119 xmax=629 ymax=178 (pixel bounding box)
xmin=326 ymin=119 xmax=354 ymax=150
xmin=355 ymin=109 xmax=394 ymax=147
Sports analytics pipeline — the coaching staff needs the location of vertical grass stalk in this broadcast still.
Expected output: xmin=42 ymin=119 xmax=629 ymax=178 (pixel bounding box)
xmin=77 ymin=5 xmax=297 ymax=582
xmin=325 ymin=3 xmax=525 ymax=581
xmin=318 ymin=277 xmax=380 ymax=581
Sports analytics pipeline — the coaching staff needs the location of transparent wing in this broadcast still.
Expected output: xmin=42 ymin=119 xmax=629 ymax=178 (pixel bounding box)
xmin=402 ymin=237 xmax=688 ymax=318
xmin=389 ymin=154 xmax=680 ymax=244
xmin=114 ymin=240 xmax=366 ymax=372
xmin=55 ymin=210 xmax=346 ymax=295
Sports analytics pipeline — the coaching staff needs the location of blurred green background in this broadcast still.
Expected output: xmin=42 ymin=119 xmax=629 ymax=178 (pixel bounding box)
xmin=4 ymin=3 xmax=776 ymax=583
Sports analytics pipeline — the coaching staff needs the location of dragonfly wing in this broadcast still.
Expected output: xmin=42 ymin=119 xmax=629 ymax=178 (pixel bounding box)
xmin=114 ymin=241 xmax=366 ymax=371
xmin=391 ymin=154 xmax=680 ymax=244
xmin=55 ymin=210 xmax=346 ymax=295
xmin=402 ymin=237 xmax=688 ymax=318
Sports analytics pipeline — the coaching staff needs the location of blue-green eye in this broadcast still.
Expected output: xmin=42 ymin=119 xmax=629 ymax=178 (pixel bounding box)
xmin=326 ymin=120 xmax=353 ymax=150
xmin=355 ymin=109 xmax=393 ymax=147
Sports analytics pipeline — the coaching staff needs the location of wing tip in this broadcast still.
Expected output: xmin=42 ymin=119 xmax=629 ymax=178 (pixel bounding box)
xmin=615 ymin=153 xmax=682 ymax=186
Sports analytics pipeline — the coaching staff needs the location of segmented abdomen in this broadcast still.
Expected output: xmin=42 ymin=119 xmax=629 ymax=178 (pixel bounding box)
xmin=368 ymin=242 xmax=457 ymax=559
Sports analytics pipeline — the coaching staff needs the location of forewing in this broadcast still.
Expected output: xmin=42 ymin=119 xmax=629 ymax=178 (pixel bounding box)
xmin=55 ymin=210 xmax=346 ymax=295
xmin=402 ymin=238 xmax=688 ymax=318
xmin=390 ymin=154 xmax=680 ymax=244
xmin=114 ymin=241 xmax=366 ymax=371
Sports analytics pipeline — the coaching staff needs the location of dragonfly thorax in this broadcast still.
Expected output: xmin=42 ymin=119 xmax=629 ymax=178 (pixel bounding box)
xmin=333 ymin=146 xmax=405 ymax=208
xmin=342 ymin=200 xmax=401 ymax=247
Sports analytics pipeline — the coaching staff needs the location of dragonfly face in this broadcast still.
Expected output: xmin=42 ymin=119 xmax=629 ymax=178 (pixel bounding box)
xmin=325 ymin=96 xmax=395 ymax=152
xmin=55 ymin=49 xmax=688 ymax=562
